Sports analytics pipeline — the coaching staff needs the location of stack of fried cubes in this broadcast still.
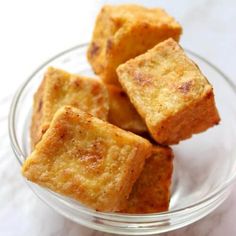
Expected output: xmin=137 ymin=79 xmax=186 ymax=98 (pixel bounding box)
xmin=22 ymin=4 xmax=220 ymax=213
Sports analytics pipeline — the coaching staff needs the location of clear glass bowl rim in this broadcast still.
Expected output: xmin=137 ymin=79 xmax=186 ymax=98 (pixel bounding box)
xmin=8 ymin=43 xmax=236 ymax=220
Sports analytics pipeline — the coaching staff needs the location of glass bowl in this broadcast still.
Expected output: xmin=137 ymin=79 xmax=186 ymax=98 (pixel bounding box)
xmin=8 ymin=44 xmax=236 ymax=235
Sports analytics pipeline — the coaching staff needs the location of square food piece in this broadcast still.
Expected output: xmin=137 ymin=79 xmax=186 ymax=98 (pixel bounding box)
xmin=87 ymin=4 xmax=182 ymax=85
xmin=121 ymin=146 xmax=173 ymax=213
xmin=31 ymin=67 xmax=109 ymax=147
xmin=117 ymin=38 xmax=220 ymax=144
xmin=22 ymin=106 xmax=152 ymax=212
xmin=107 ymin=85 xmax=147 ymax=134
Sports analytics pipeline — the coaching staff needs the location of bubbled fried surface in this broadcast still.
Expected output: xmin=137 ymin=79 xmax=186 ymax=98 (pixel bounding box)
xmin=87 ymin=4 xmax=182 ymax=85
xmin=23 ymin=106 xmax=152 ymax=212
xmin=107 ymin=85 xmax=147 ymax=134
xmin=117 ymin=38 xmax=220 ymax=144
xmin=30 ymin=67 xmax=109 ymax=148
xmin=121 ymin=146 xmax=173 ymax=214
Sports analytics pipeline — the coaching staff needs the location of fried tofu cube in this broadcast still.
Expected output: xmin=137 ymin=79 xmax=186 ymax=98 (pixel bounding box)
xmin=23 ymin=106 xmax=152 ymax=212
xmin=107 ymin=85 xmax=147 ymax=134
xmin=121 ymin=146 xmax=173 ymax=213
xmin=87 ymin=4 xmax=182 ymax=85
xmin=117 ymin=38 xmax=220 ymax=144
xmin=31 ymin=67 xmax=109 ymax=147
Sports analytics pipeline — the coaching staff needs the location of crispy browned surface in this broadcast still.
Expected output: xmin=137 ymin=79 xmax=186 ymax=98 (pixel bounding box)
xmin=107 ymin=85 xmax=147 ymax=134
xmin=23 ymin=106 xmax=152 ymax=212
xmin=121 ymin=146 xmax=173 ymax=213
xmin=87 ymin=4 xmax=182 ymax=85
xmin=30 ymin=77 xmax=47 ymax=148
xmin=30 ymin=67 xmax=109 ymax=148
xmin=117 ymin=38 xmax=220 ymax=144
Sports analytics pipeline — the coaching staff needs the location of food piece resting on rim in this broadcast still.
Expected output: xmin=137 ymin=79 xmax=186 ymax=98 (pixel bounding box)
xmin=23 ymin=106 xmax=152 ymax=212
xmin=31 ymin=67 xmax=109 ymax=148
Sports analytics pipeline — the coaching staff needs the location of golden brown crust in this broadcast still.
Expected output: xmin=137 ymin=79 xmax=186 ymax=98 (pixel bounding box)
xmin=107 ymin=85 xmax=147 ymax=134
xmin=121 ymin=146 xmax=173 ymax=213
xmin=30 ymin=67 xmax=109 ymax=148
xmin=23 ymin=106 xmax=152 ymax=212
xmin=30 ymin=77 xmax=47 ymax=148
xmin=117 ymin=38 xmax=220 ymax=144
xmin=87 ymin=4 xmax=182 ymax=85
